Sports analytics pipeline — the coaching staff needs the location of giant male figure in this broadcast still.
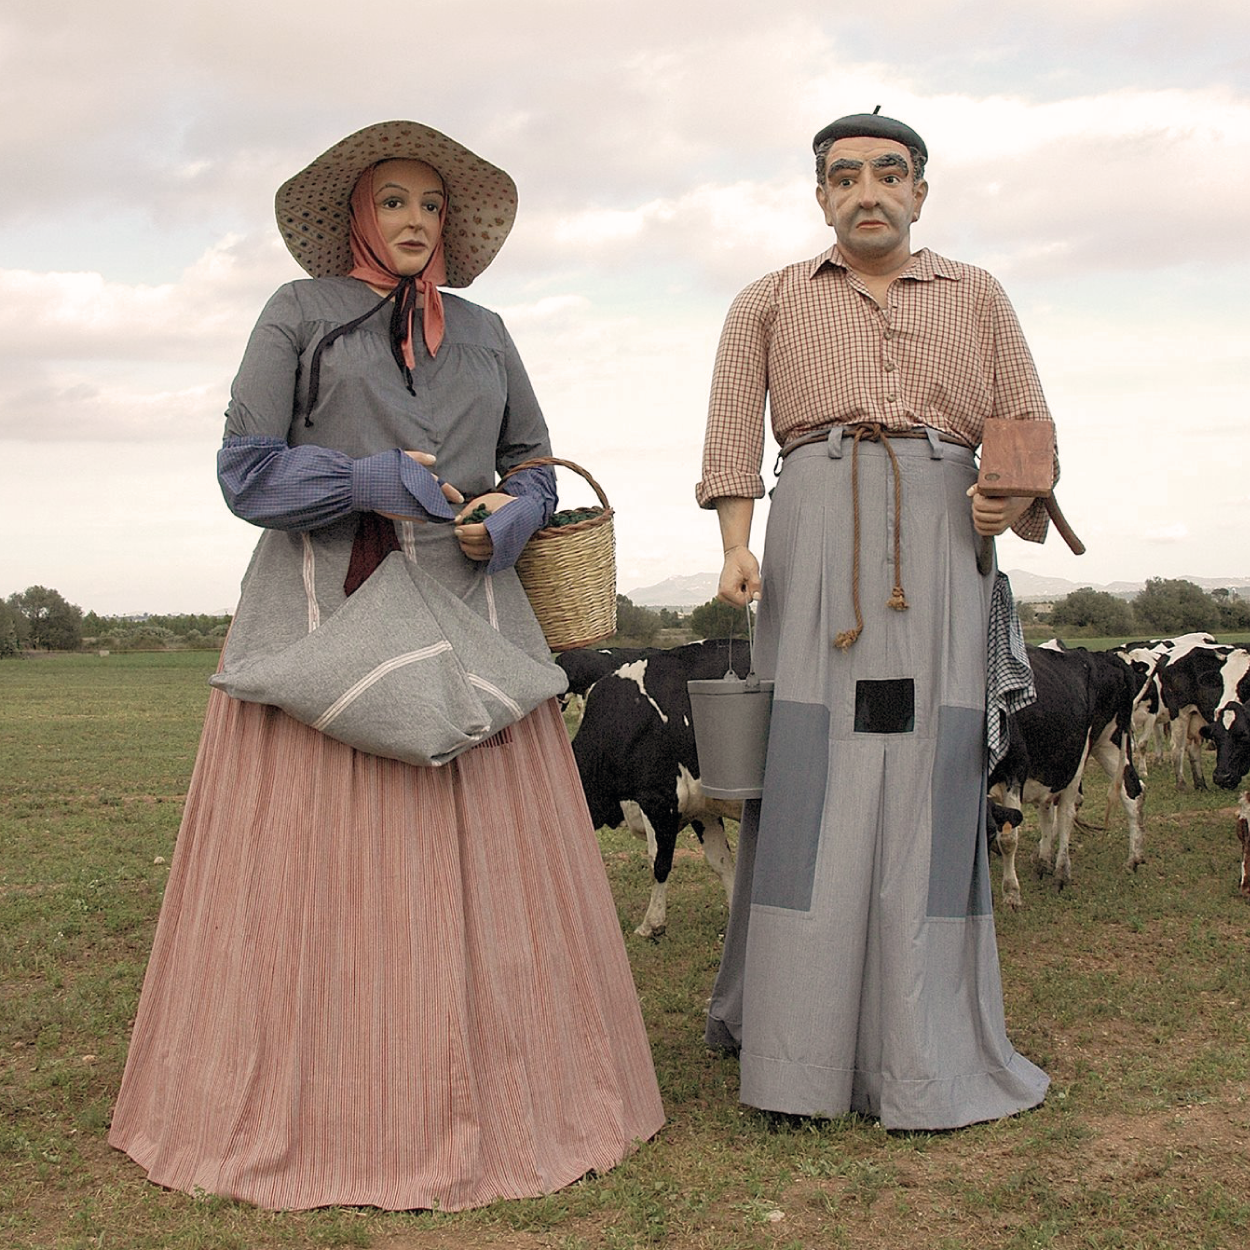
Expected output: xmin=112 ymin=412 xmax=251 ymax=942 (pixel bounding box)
xmin=697 ymin=111 xmax=1051 ymax=1128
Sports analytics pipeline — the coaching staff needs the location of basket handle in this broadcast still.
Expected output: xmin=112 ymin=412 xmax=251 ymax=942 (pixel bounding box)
xmin=500 ymin=456 xmax=612 ymax=512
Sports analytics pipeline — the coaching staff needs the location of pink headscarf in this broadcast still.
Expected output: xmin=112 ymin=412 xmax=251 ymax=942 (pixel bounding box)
xmin=347 ymin=163 xmax=447 ymax=360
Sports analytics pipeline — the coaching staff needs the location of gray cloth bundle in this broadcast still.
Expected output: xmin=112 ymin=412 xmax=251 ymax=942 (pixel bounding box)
xmin=210 ymin=550 xmax=567 ymax=766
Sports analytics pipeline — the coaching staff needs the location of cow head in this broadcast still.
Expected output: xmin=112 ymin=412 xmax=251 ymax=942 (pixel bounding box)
xmin=1202 ymin=701 xmax=1250 ymax=790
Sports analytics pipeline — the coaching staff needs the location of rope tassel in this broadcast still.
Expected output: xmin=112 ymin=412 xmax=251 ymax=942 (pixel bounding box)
xmin=832 ymin=424 xmax=909 ymax=650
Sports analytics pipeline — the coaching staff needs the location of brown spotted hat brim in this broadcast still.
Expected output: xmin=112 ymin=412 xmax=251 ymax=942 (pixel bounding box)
xmin=275 ymin=121 xmax=518 ymax=288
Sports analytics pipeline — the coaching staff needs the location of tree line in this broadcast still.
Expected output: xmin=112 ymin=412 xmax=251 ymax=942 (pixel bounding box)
xmin=4 ymin=577 xmax=1244 ymax=658
xmin=1030 ymin=578 xmax=1250 ymax=638
xmin=1 ymin=586 xmax=231 ymax=656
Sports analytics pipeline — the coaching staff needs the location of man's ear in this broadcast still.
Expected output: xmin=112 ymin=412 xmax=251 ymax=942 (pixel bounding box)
xmin=911 ymin=179 xmax=929 ymax=223
xmin=815 ymin=182 xmax=834 ymax=227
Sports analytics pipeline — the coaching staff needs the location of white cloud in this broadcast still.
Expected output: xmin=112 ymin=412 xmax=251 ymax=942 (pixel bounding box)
xmin=2 ymin=0 xmax=1248 ymax=608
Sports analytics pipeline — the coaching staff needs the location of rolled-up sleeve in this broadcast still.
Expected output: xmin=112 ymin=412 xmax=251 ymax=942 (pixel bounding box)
xmin=696 ymin=276 xmax=776 ymax=508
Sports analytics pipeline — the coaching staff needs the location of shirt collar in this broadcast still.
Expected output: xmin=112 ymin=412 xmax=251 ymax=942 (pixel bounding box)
xmin=808 ymin=244 xmax=959 ymax=283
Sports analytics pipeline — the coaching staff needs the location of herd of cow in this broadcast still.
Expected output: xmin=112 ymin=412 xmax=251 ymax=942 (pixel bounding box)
xmin=557 ymin=630 xmax=1250 ymax=937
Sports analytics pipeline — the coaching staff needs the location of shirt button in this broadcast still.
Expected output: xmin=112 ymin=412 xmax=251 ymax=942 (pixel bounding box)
xmin=884 ymin=362 xmax=896 ymax=372
xmin=886 ymin=395 xmax=896 ymax=403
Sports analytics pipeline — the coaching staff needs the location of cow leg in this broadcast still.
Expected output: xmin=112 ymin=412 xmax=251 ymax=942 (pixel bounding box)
xmin=1050 ymin=781 xmax=1081 ymax=888
xmin=1035 ymin=775 xmax=1080 ymax=889
xmin=988 ymin=785 xmax=1024 ymax=910
xmin=1172 ymin=707 xmax=1208 ymax=791
xmin=1035 ymin=795 xmax=1057 ymax=878
xmin=1119 ymin=757 xmax=1146 ymax=870
xmin=619 ymin=801 xmax=668 ymax=938
xmin=997 ymin=806 xmax=1023 ymax=910
xmin=1089 ymin=737 xmax=1147 ymax=871
xmin=1186 ymin=722 xmax=1208 ymax=791
xmin=1237 ymin=795 xmax=1250 ymax=900
xmin=1131 ymin=706 xmax=1153 ymax=780
xmin=691 ymin=817 xmax=736 ymax=906
xmin=1171 ymin=709 xmax=1191 ymax=790
xmin=628 ymin=801 xmax=682 ymax=939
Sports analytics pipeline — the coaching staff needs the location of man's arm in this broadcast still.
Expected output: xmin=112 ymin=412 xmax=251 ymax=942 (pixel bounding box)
xmin=715 ymin=497 xmax=761 ymax=606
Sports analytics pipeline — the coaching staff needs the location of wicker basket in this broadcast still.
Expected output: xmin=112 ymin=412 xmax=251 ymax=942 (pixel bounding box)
xmin=501 ymin=457 xmax=617 ymax=652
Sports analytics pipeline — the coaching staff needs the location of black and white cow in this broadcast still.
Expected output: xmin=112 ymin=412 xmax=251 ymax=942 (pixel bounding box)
xmin=1156 ymin=642 xmax=1243 ymax=790
xmin=1110 ymin=634 xmax=1217 ymax=778
xmin=570 ymin=638 xmax=752 ymax=936
xmin=1196 ymin=648 xmax=1250 ymax=790
xmin=556 ymin=646 xmax=656 ymax=721
xmin=989 ymin=644 xmax=1145 ymax=904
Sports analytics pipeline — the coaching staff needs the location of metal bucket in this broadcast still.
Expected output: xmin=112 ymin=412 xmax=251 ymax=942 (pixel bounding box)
xmin=687 ymin=668 xmax=774 ymax=799
xmin=687 ymin=603 xmax=773 ymax=800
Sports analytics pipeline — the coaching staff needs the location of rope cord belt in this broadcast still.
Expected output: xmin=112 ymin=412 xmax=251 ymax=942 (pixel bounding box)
xmin=777 ymin=424 xmax=972 ymax=651
xmin=837 ymin=424 xmax=907 ymax=650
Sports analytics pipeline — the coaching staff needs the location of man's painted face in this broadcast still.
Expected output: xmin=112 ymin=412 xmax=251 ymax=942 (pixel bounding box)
xmin=815 ymin=136 xmax=927 ymax=266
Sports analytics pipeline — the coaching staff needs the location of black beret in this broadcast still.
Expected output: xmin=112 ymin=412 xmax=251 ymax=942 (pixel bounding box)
xmin=813 ymin=110 xmax=927 ymax=161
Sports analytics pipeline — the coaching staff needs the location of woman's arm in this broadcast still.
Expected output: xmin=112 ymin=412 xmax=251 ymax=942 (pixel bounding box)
xmin=218 ymin=437 xmax=460 ymax=530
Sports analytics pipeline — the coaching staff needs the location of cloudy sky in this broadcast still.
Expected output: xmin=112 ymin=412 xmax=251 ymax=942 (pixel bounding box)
xmin=2 ymin=0 xmax=1247 ymax=614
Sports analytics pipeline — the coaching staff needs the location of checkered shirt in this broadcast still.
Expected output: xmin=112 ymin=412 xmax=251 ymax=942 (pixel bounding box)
xmin=697 ymin=245 xmax=1057 ymax=543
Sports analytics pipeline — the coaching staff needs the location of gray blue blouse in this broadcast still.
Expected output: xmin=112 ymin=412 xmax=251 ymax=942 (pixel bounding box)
xmin=217 ymin=276 xmax=556 ymax=574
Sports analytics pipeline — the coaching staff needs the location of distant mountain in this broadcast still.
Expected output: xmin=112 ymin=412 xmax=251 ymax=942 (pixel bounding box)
xmin=1004 ymin=570 xmax=1250 ymax=601
xmin=624 ymin=568 xmax=1250 ymax=608
xmin=624 ymin=572 xmax=720 ymax=608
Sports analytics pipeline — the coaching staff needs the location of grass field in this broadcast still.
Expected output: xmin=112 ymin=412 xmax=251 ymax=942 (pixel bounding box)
xmin=2 ymin=651 xmax=1249 ymax=1249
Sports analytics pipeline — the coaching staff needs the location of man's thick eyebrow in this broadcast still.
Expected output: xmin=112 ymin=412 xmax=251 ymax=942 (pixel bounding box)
xmin=871 ymin=153 xmax=910 ymax=173
xmin=827 ymin=158 xmax=864 ymax=175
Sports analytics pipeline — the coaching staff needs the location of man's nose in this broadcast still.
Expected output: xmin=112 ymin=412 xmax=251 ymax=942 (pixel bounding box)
xmin=856 ymin=174 xmax=879 ymax=206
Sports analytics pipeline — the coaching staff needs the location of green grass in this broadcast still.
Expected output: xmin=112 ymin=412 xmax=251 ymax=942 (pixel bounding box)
xmin=3 ymin=653 xmax=1250 ymax=1248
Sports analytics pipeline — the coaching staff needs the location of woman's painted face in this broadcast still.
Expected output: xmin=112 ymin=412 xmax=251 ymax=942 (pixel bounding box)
xmin=371 ymin=159 xmax=445 ymax=276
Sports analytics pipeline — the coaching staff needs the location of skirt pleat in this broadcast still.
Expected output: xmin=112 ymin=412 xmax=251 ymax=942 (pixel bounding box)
xmin=109 ymin=692 xmax=664 ymax=1211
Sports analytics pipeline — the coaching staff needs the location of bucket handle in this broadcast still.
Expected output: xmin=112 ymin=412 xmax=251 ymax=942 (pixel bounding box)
xmin=726 ymin=601 xmax=762 ymax=690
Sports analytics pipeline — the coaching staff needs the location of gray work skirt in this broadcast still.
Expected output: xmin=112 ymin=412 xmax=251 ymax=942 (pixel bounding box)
xmin=706 ymin=430 xmax=1049 ymax=1130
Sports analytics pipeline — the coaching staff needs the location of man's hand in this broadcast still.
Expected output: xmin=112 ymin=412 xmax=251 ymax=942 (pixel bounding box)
xmin=967 ymin=485 xmax=1032 ymax=537
xmin=718 ymin=545 xmax=761 ymax=607
xmin=454 ymin=492 xmax=516 ymax=561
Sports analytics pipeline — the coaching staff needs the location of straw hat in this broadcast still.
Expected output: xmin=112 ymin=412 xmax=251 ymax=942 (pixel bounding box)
xmin=275 ymin=121 xmax=518 ymax=288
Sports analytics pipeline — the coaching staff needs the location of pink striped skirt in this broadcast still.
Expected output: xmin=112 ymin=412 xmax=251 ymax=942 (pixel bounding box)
xmin=109 ymin=691 xmax=664 ymax=1211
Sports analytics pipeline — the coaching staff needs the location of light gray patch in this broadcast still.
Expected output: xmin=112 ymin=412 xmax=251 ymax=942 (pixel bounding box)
xmin=751 ymin=700 xmax=830 ymax=912
xmin=928 ymin=705 xmax=992 ymax=918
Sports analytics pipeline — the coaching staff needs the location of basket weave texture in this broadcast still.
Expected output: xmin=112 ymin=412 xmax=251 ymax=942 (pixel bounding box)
xmin=502 ymin=457 xmax=617 ymax=652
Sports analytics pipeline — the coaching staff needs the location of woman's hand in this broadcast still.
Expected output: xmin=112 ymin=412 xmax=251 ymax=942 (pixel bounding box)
xmin=376 ymin=450 xmax=464 ymax=522
xmin=406 ymin=450 xmax=464 ymax=507
xmin=967 ymin=486 xmax=1032 ymax=537
xmin=719 ymin=545 xmax=761 ymax=607
xmin=454 ymin=491 xmax=516 ymax=561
